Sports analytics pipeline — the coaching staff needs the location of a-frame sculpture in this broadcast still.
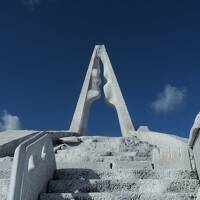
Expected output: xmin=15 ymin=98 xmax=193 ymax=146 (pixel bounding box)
xmin=70 ymin=45 xmax=135 ymax=137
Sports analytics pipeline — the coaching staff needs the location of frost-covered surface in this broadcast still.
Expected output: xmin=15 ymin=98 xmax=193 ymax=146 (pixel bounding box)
xmin=55 ymin=136 xmax=153 ymax=163
xmin=134 ymin=130 xmax=192 ymax=169
xmin=0 ymin=157 xmax=12 ymax=200
xmin=41 ymin=136 xmax=200 ymax=200
xmin=0 ymin=156 xmax=13 ymax=170
xmin=0 ymin=132 xmax=198 ymax=200
xmin=54 ymin=168 xmax=197 ymax=180
xmin=48 ymin=178 xmax=199 ymax=193
xmin=170 ymin=134 xmax=188 ymax=143
xmin=40 ymin=192 xmax=197 ymax=200
xmin=0 ymin=179 xmax=10 ymax=200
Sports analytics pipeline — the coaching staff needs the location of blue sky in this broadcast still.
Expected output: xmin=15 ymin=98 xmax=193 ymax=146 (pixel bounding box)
xmin=0 ymin=0 xmax=200 ymax=138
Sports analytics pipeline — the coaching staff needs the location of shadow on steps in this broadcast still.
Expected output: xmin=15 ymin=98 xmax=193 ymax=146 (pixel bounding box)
xmin=42 ymin=168 xmax=102 ymax=200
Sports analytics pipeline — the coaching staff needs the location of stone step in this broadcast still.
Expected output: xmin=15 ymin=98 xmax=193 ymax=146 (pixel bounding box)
xmin=56 ymin=161 xmax=153 ymax=170
xmin=0 ymin=169 xmax=11 ymax=179
xmin=56 ymin=150 xmax=149 ymax=156
xmin=56 ymin=141 xmax=153 ymax=154
xmin=56 ymin=154 xmax=151 ymax=163
xmin=0 ymin=179 xmax=10 ymax=200
xmin=55 ymin=136 xmax=153 ymax=157
xmin=77 ymin=136 xmax=137 ymax=143
xmin=77 ymin=136 xmax=152 ymax=147
xmin=56 ymin=148 xmax=152 ymax=156
xmin=40 ymin=192 xmax=197 ymax=200
xmin=48 ymin=179 xmax=199 ymax=193
xmin=54 ymin=168 xmax=198 ymax=180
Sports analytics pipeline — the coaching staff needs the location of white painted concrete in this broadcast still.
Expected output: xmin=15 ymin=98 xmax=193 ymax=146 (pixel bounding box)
xmin=189 ymin=112 xmax=200 ymax=147
xmin=0 ymin=130 xmax=38 ymax=157
xmin=8 ymin=132 xmax=56 ymax=200
xmin=134 ymin=130 xmax=192 ymax=170
xmin=70 ymin=45 xmax=135 ymax=137
xmin=189 ymin=113 xmax=200 ymax=179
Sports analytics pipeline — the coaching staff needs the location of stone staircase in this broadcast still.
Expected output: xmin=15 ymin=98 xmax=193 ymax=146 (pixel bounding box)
xmin=40 ymin=136 xmax=199 ymax=199
xmin=0 ymin=157 xmax=13 ymax=200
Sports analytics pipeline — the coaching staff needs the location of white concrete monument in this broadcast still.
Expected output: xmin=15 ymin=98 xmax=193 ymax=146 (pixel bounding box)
xmin=69 ymin=45 xmax=135 ymax=137
xmin=2 ymin=45 xmax=200 ymax=200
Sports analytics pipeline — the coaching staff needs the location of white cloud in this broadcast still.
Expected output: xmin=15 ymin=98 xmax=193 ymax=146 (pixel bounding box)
xmin=0 ymin=110 xmax=21 ymax=131
xmin=151 ymin=84 xmax=187 ymax=113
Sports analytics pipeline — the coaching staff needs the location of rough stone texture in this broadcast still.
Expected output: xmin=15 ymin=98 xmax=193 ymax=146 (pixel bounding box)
xmin=56 ymin=136 xmax=153 ymax=164
xmin=41 ymin=136 xmax=200 ymax=200
xmin=56 ymin=161 xmax=152 ymax=171
xmin=40 ymin=192 xmax=197 ymax=200
xmin=0 ymin=179 xmax=10 ymax=200
xmin=69 ymin=45 xmax=135 ymax=137
xmin=54 ymin=168 xmax=198 ymax=180
xmin=0 ymin=157 xmax=12 ymax=200
xmin=0 ymin=157 xmax=13 ymax=170
xmin=0 ymin=133 xmax=197 ymax=200
xmin=48 ymin=179 xmax=199 ymax=193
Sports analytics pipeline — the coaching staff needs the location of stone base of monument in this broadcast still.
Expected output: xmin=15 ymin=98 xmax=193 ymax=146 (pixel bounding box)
xmin=39 ymin=136 xmax=199 ymax=200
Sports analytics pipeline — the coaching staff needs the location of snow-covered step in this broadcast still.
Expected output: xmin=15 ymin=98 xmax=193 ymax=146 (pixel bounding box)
xmin=48 ymin=179 xmax=199 ymax=193
xmin=75 ymin=136 xmax=138 ymax=143
xmin=56 ymin=149 xmax=152 ymax=160
xmin=77 ymin=136 xmax=151 ymax=147
xmin=55 ymin=149 xmax=152 ymax=159
xmin=0 ymin=179 xmax=10 ymax=200
xmin=56 ymin=161 xmax=153 ymax=170
xmin=54 ymin=168 xmax=198 ymax=180
xmin=101 ymin=151 xmax=151 ymax=157
xmin=40 ymin=192 xmax=197 ymax=200
xmin=56 ymin=150 xmax=150 ymax=157
xmin=55 ymin=137 xmax=153 ymax=154
xmin=56 ymin=141 xmax=153 ymax=153
xmin=56 ymin=155 xmax=151 ymax=163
